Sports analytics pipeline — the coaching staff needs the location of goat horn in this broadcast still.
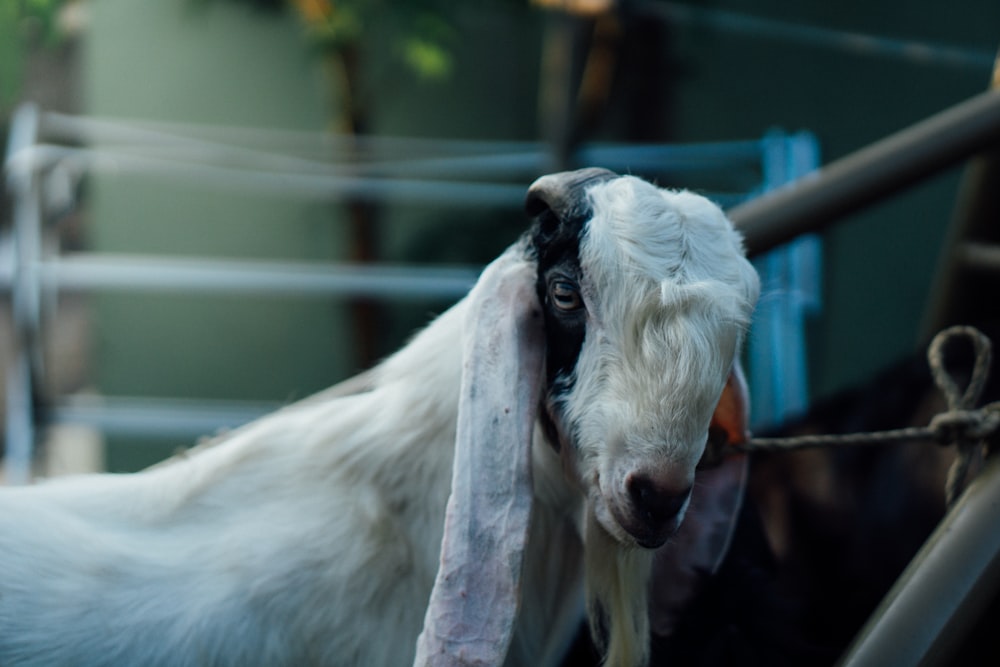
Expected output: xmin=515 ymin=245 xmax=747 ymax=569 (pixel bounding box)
xmin=525 ymin=167 xmax=617 ymax=221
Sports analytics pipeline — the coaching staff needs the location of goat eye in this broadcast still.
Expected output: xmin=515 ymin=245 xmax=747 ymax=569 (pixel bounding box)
xmin=550 ymin=280 xmax=583 ymax=311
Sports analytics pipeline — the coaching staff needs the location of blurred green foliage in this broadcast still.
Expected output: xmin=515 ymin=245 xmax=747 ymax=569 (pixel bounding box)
xmin=0 ymin=0 xmax=71 ymax=114
xmin=0 ymin=3 xmax=18 ymax=112
xmin=204 ymin=0 xmax=490 ymax=82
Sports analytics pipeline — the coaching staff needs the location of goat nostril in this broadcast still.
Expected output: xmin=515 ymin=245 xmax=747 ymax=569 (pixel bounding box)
xmin=626 ymin=475 xmax=691 ymax=526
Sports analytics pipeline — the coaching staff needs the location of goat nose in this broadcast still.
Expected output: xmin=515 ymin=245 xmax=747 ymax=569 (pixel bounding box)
xmin=626 ymin=474 xmax=692 ymax=535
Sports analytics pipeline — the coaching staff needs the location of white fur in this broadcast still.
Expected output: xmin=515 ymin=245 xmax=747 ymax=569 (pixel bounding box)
xmin=0 ymin=175 xmax=758 ymax=667
xmin=553 ymin=178 xmax=759 ymax=665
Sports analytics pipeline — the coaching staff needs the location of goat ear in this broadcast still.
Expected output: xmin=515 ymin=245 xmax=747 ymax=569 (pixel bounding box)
xmin=647 ymin=362 xmax=751 ymax=637
xmin=414 ymin=246 xmax=545 ymax=667
xmin=708 ymin=362 xmax=752 ymax=449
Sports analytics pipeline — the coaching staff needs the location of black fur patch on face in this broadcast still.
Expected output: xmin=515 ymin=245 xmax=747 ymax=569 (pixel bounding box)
xmin=523 ymin=168 xmax=617 ymax=451
xmin=529 ymin=205 xmax=590 ymax=396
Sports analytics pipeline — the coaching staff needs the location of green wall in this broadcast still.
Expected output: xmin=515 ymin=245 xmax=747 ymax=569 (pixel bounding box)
xmin=85 ymin=0 xmax=351 ymax=468
xmin=83 ymin=1 xmax=546 ymax=469
xmin=662 ymin=0 xmax=999 ymax=399
xmin=82 ymin=0 xmax=1000 ymax=469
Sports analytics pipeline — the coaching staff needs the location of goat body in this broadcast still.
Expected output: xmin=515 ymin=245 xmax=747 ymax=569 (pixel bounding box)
xmin=0 ymin=169 xmax=759 ymax=667
xmin=1 ymin=301 xmax=473 ymax=666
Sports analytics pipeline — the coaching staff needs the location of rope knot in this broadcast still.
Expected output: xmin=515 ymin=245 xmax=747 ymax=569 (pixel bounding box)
xmin=928 ymin=409 xmax=1000 ymax=443
xmin=927 ymin=325 xmax=995 ymax=505
xmin=730 ymin=326 xmax=999 ymax=509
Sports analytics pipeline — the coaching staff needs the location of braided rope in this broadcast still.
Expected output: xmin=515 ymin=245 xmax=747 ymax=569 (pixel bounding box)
xmin=731 ymin=326 xmax=999 ymax=506
xmin=930 ymin=326 xmax=994 ymax=505
xmin=741 ymin=425 xmax=938 ymax=452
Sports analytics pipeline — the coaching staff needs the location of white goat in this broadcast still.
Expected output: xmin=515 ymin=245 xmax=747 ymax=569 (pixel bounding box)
xmin=0 ymin=168 xmax=759 ymax=667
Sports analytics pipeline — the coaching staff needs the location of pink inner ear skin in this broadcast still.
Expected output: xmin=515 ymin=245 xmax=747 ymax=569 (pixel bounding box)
xmin=710 ymin=363 xmax=752 ymax=447
xmin=414 ymin=253 xmax=544 ymax=667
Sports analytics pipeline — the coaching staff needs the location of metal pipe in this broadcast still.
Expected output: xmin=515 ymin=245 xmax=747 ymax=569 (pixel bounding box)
xmin=39 ymin=110 xmax=544 ymax=158
xmin=919 ymin=51 xmax=1000 ymax=337
xmin=52 ymin=396 xmax=277 ymax=441
xmin=6 ymin=139 xmax=766 ymax=195
xmin=957 ymin=241 xmax=1000 ymax=272
xmin=2 ymin=254 xmax=482 ymax=300
xmin=5 ymin=144 xmax=532 ymax=207
xmin=3 ymin=103 xmax=42 ymax=485
xmin=837 ymin=452 xmax=1000 ymax=667
xmin=648 ymin=2 xmax=996 ymax=70
xmin=37 ymin=110 xmax=765 ymax=180
xmin=729 ymin=90 xmax=1000 ymax=256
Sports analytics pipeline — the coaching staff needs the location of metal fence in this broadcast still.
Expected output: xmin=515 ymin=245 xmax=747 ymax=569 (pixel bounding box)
xmin=2 ymin=103 xmax=821 ymax=483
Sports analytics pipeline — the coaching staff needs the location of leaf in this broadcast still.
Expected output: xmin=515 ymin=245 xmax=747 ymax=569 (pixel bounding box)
xmin=402 ymin=37 xmax=452 ymax=80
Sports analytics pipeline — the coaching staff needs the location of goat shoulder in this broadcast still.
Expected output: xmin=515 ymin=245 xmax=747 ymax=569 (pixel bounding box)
xmin=0 ymin=300 xmax=470 ymax=666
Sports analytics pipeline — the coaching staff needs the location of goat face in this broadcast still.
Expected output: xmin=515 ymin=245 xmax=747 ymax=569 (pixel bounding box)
xmin=416 ymin=168 xmax=759 ymax=667
xmin=527 ymin=169 xmax=760 ymax=549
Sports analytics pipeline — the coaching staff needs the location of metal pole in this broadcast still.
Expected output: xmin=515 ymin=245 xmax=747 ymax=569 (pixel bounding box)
xmin=3 ymin=104 xmax=42 ymax=484
xmin=729 ymin=90 xmax=1000 ymax=256
xmin=919 ymin=50 xmax=1000 ymax=338
xmin=837 ymin=452 xmax=1000 ymax=667
xmin=25 ymin=254 xmax=481 ymax=300
xmin=647 ymin=2 xmax=996 ymax=70
xmin=957 ymin=241 xmax=1000 ymax=272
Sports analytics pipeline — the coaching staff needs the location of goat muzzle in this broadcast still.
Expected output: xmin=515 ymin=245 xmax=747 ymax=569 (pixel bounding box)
xmin=610 ymin=474 xmax=693 ymax=549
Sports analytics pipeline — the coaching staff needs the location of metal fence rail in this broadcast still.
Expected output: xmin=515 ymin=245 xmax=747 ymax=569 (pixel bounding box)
xmin=2 ymin=104 xmax=820 ymax=483
xmin=731 ymin=89 xmax=1000 ymax=255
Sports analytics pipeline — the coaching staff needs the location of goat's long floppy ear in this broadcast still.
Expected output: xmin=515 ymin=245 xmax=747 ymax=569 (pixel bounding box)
xmin=414 ymin=246 xmax=544 ymax=667
xmin=648 ymin=362 xmax=752 ymax=637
